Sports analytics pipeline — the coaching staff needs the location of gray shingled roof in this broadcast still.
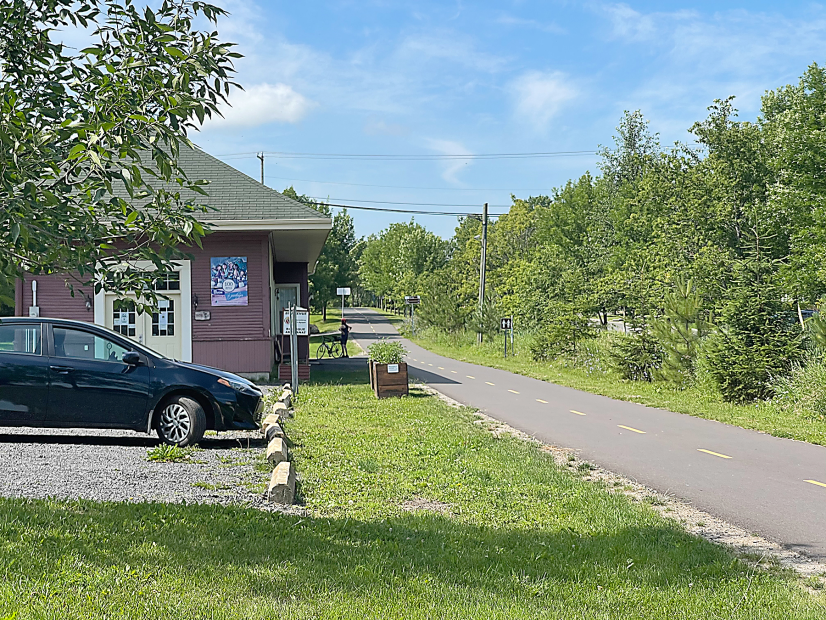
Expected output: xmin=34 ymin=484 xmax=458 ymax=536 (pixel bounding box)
xmin=116 ymin=145 xmax=327 ymax=222
xmin=176 ymin=146 xmax=326 ymax=221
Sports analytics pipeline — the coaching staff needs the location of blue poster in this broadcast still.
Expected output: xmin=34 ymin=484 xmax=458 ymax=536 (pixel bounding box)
xmin=211 ymin=256 xmax=248 ymax=306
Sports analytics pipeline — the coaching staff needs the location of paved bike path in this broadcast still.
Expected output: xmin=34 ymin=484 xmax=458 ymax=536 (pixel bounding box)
xmin=348 ymin=308 xmax=826 ymax=562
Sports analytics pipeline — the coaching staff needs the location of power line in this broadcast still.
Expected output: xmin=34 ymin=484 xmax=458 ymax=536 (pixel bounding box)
xmin=218 ymin=149 xmax=597 ymax=161
xmin=301 ymin=201 xmax=507 ymax=217
xmin=267 ymin=174 xmax=555 ymax=192
xmin=306 ymin=196 xmax=511 ymax=208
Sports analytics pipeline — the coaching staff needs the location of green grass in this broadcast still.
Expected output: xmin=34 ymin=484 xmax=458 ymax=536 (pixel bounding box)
xmin=310 ymin=307 xmax=344 ymax=333
xmin=410 ymin=328 xmax=826 ymax=447
xmin=309 ymin=333 xmax=363 ymax=359
xmin=1 ymin=371 xmax=823 ymax=618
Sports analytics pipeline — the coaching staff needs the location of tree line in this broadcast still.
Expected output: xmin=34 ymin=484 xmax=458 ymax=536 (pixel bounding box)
xmin=347 ymin=63 xmax=826 ymax=404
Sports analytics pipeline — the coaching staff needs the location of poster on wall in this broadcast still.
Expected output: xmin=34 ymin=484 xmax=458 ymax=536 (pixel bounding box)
xmin=210 ymin=256 xmax=248 ymax=306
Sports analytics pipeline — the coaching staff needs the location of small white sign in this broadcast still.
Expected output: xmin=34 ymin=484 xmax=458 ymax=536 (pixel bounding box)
xmin=387 ymin=363 xmax=399 ymax=374
xmin=194 ymin=311 xmax=211 ymax=321
xmin=28 ymin=306 xmax=39 ymax=317
xmin=119 ymin=311 xmax=129 ymax=326
xmin=158 ymin=299 xmax=169 ymax=309
xmin=283 ymin=309 xmax=310 ymax=335
xmin=159 ymin=311 xmax=168 ymax=330
xmin=336 ymin=287 xmax=351 ymax=296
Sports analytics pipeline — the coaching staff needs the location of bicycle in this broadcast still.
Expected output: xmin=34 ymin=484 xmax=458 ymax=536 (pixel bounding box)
xmin=316 ymin=334 xmax=343 ymax=359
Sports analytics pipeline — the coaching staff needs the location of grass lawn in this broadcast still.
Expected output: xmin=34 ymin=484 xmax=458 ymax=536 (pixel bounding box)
xmin=1 ymin=371 xmax=822 ymax=618
xmin=309 ymin=332 xmax=363 ymax=359
xmin=310 ymin=306 xmax=344 ymax=334
xmin=410 ymin=329 xmax=826 ymax=447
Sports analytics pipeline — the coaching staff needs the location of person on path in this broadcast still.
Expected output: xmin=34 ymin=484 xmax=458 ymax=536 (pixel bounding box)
xmin=340 ymin=319 xmax=351 ymax=358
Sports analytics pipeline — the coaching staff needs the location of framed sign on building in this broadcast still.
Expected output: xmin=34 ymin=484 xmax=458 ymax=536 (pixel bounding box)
xmin=211 ymin=256 xmax=248 ymax=306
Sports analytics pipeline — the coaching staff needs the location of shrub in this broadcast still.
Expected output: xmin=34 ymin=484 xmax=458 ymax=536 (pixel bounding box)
xmin=609 ymin=331 xmax=663 ymax=382
xmin=651 ymin=278 xmax=709 ymax=385
xmin=367 ymin=339 xmax=406 ymax=364
xmin=772 ymin=357 xmax=826 ymax=422
xmin=530 ymin=313 xmax=596 ymax=361
xmin=704 ymin=260 xmax=802 ymax=403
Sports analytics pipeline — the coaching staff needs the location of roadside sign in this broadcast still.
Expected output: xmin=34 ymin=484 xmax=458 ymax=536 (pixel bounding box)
xmin=500 ymin=317 xmax=512 ymax=330
xmin=336 ymin=287 xmax=351 ymax=296
xmin=283 ymin=309 xmax=309 ymax=335
xmin=404 ymin=295 xmax=421 ymax=305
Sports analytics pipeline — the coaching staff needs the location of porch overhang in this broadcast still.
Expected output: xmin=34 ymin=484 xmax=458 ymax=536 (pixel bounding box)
xmin=206 ymin=218 xmax=332 ymax=266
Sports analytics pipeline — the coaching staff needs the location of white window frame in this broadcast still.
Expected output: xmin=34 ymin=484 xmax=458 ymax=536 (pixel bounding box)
xmin=93 ymin=260 xmax=192 ymax=362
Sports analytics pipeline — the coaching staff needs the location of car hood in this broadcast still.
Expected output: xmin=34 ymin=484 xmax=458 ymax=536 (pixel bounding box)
xmin=173 ymin=361 xmax=261 ymax=391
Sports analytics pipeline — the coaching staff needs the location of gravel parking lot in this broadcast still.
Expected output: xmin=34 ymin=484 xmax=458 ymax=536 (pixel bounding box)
xmin=0 ymin=426 xmax=271 ymax=507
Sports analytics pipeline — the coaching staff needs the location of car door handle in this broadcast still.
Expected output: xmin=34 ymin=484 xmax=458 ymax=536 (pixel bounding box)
xmin=50 ymin=365 xmax=74 ymax=374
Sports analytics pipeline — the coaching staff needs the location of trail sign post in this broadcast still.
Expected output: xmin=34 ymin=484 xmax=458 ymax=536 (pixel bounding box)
xmin=405 ymin=296 xmax=421 ymax=335
xmin=500 ymin=316 xmax=514 ymax=358
xmin=337 ymin=287 xmax=351 ymax=319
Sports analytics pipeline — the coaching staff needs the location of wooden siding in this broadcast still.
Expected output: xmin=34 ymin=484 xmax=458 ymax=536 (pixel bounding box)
xmin=193 ymin=339 xmax=272 ymax=373
xmin=10 ymin=231 xmax=325 ymax=375
xmin=18 ymin=273 xmax=93 ymax=321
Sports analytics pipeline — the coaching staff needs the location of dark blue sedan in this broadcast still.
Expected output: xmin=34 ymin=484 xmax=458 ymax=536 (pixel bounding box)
xmin=0 ymin=317 xmax=263 ymax=446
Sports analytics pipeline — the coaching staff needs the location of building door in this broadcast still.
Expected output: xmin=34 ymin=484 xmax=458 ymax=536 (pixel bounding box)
xmin=104 ymin=272 xmax=183 ymax=360
xmin=274 ymin=285 xmax=299 ymax=335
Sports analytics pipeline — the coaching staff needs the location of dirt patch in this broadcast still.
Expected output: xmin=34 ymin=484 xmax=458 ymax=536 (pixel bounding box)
xmin=401 ymin=497 xmax=452 ymax=514
xmin=418 ymin=383 xmax=826 ymax=588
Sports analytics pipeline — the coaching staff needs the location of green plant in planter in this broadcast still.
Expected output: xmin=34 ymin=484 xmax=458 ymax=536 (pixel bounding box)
xmin=368 ymin=340 xmax=406 ymax=364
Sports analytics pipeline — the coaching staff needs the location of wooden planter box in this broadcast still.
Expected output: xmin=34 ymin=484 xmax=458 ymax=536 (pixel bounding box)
xmin=371 ymin=361 xmax=408 ymax=399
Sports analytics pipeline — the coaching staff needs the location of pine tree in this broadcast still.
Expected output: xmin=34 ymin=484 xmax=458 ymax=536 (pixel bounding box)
xmin=651 ymin=278 xmax=709 ymax=385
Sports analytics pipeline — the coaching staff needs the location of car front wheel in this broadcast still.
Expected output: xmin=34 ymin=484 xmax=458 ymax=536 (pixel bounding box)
xmin=157 ymin=396 xmax=206 ymax=446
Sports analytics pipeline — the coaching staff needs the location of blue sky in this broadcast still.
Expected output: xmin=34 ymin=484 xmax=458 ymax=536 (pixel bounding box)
xmin=191 ymin=1 xmax=826 ymax=238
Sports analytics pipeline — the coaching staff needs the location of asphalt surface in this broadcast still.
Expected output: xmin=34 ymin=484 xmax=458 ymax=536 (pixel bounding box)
xmin=346 ymin=307 xmax=826 ymax=562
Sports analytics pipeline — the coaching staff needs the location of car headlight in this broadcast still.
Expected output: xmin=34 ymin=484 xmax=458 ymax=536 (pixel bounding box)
xmin=217 ymin=377 xmax=253 ymax=393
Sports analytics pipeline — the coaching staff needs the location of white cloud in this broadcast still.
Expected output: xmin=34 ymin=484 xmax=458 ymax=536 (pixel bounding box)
xmin=209 ymin=83 xmax=315 ymax=128
xmin=511 ymin=71 xmax=577 ymax=130
xmin=496 ymin=14 xmax=566 ymax=35
xmin=602 ymin=3 xmax=658 ymax=41
xmin=425 ymin=139 xmax=473 ymax=184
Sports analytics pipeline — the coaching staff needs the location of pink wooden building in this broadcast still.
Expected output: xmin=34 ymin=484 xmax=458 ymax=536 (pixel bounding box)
xmin=14 ymin=146 xmax=331 ymax=381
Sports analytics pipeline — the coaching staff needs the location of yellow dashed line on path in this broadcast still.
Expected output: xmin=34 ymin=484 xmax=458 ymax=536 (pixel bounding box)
xmin=466 ymin=375 xmax=475 ymax=379
xmin=697 ymin=449 xmax=732 ymax=459
xmin=438 ymin=366 xmax=445 ymax=370
xmin=451 ymin=370 xmax=457 ymax=374
xmin=617 ymin=425 xmax=646 ymax=434
xmin=508 ymin=389 xmax=519 ymax=394
xmin=805 ymin=479 xmax=826 ymax=489
xmin=570 ymin=410 xmax=586 ymax=416
xmin=485 ymin=381 xmax=495 ymax=386
xmin=428 ymin=363 xmax=433 ymax=367
xmin=536 ymin=399 xmax=548 ymax=404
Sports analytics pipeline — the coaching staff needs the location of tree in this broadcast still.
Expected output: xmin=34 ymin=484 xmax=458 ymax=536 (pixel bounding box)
xmin=359 ymin=221 xmax=449 ymax=304
xmin=1 ymin=0 xmax=239 ymax=308
xmin=283 ymin=187 xmax=357 ymax=321
xmin=705 ymin=244 xmax=803 ymax=403
xmin=651 ymin=278 xmax=710 ymax=385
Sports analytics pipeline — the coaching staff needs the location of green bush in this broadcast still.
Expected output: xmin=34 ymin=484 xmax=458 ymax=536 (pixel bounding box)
xmin=651 ymin=278 xmax=709 ymax=385
xmin=609 ymin=331 xmax=663 ymax=382
xmin=367 ymin=339 xmax=406 ymax=364
xmin=704 ymin=261 xmax=802 ymax=403
xmin=772 ymin=357 xmax=826 ymax=422
xmin=530 ymin=313 xmax=596 ymax=361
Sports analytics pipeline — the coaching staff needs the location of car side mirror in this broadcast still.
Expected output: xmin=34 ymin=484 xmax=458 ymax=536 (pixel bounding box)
xmin=122 ymin=351 xmax=141 ymax=366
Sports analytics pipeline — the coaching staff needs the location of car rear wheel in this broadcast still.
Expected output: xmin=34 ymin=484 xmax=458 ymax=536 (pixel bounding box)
xmin=157 ymin=396 xmax=206 ymax=446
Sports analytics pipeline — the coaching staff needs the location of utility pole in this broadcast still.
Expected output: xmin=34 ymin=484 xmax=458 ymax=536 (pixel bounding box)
xmin=257 ymin=152 xmax=265 ymax=185
xmin=477 ymin=202 xmax=488 ymax=344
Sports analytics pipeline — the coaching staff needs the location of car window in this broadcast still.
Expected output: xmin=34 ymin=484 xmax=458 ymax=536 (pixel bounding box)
xmin=53 ymin=327 xmax=129 ymax=362
xmin=0 ymin=324 xmax=41 ymax=355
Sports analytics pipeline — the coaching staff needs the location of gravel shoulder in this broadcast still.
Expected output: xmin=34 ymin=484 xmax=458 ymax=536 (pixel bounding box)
xmin=0 ymin=426 xmax=271 ymax=508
